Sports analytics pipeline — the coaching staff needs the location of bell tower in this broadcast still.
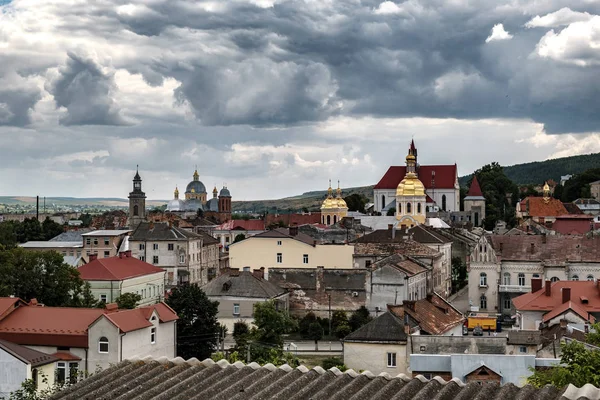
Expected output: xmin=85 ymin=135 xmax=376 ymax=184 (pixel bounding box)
xmin=128 ymin=166 xmax=146 ymax=229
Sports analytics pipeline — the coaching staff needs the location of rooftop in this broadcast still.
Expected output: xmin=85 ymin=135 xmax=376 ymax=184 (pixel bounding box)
xmin=81 ymin=230 xmax=132 ymax=237
xmin=48 ymin=356 xmax=597 ymax=400
xmin=19 ymin=241 xmax=83 ymax=248
xmin=0 ymin=338 xmax=59 ymax=367
xmin=215 ymin=219 xmax=266 ymax=231
xmin=374 ymin=164 xmax=457 ymax=190
xmin=49 ymin=229 xmax=92 ymax=242
xmin=130 ymin=222 xmax=199 ymax=241
xmin=389 ymin=293 xmax=464 ymax=335
xmin=353 ymin=230 xmax=439 ymax=257
xmin=507 ymin=330 xmax=541 ymax=346
xmin=239 ymin=228 xmax=316 ymax=247
xmin=344 ymin=312 xmax=407 ymax=343
xmin=521 ymin=196 xmax=569 ymax=217
xmin=488 ymin=235 xmax=600 ymax=263
xmin=78 ymin=254 xmax=165 ymax=281
xmin=202 ymin=271 xmax=286 ymax=299
xmin=371 ymin=254 xmax=427 ymax=277
xmin=406 ymin=225 xmax=452 ymax=244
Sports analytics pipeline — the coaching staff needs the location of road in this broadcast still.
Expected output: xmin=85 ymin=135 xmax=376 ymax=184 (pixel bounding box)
xmin=223 ymin=339 xmax=343 ymax=354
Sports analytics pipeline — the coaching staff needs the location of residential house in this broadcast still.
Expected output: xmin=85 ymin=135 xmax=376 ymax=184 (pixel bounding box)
xmin=19 ymin=241 xmax=83 ymax=258
xmin=129 ymin=221 xmax=219 ymax=286
xmin=228 ymin=227 xmax=354 ymax=271
xmin=506 ymin=330 xmax=541 ymax=356
xmin=352 ymin=227 xmax=447 ymax=296
xmin=573 ymin=198 xmax=600 ymax=215
xmin=343 ymin=312 xmax=408 ymax=375
xmin=516 ymin=184 xmax=569 ymax=226
xmin=0 ymin=299 xmax=177 ymax=379
xmin=468 ymin=234 xmax=600 ymax=315
xmin=212 ymin=219 xmax=266 ymax=249
xmin=388 ymin=293 xmax=465 ymax=336
xmin=202 ymin=270 xmax=289 ymax=330
xmin=405 ymin=225 xmax=452 ymax=293
xmin=591 ymin=180 xmax=600 ymax=200
xmin=81 ymin=230 xmax=131 ymax=261
xmin=366 ymin=254 xmax=429 ymax=312
xmin=46 ymin=357 xmax=586 ymax=399
xmin=512 ymin=279 xmax=600 ymax=330
xmin=0 ymin=339 xmax=58 ymax=398
xmin=552 ymin=214 xmax=594 ymax=235
xmin=77 ymin=252 xmax=166 ymax=306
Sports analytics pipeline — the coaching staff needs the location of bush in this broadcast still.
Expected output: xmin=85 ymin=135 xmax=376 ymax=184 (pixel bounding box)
xmin=321 ymin=357 xmax=347 ymax=371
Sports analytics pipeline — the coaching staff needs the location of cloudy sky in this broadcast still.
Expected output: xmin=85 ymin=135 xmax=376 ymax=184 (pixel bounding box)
xmin=1 ymin=0 xmax=600 ymax=201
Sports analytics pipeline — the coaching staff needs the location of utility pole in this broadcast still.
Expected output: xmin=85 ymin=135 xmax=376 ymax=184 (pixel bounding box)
xmin=328 ymin=293 xmax=332 ymax=336
xmin=246 ymin=342 xmax=251 ymax=363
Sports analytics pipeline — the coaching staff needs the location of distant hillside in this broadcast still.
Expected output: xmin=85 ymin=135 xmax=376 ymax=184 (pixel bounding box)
xmin=458 ymin=152 xmax=600 ymax=187
xmin=0 ymin=196 xmax=167 ymax=207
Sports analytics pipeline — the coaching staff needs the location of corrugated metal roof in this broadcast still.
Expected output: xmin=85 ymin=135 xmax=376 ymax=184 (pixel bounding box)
xmin=19 ymin=241 xmax=83 ymax=248
xmin=82 ymin=230 xmax=132 ymax=236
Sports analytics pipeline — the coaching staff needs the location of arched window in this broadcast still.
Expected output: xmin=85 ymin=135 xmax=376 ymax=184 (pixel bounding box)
xmin=518 ymin=273 xmax=525 ymax=286
xmin=479 ymin=272 xmax=487 ymax=287
xmin=503 ymin=273 xmax=510 ymax=285
xmin=398 ymin=203 xmax=401 ymax=214
xmin=382 ymin=195 xmax=386 ymax=210
xmin=98 ymin=337 xmax=109 ymax=353
xmin=572 ymin=275 xmax=579 ymax=281
xmin=417 ymin=203 xmax=421 ymax=214
xmin=474 ymin=212 xmax=479 ymax=227
xmin=550 ymin=277 xmax=559 ymax=282
xmin=326 ymin=215 xmax=331 ymax=225
xmin=480 ymin=295 xmax=487 ymax=309
xmin=442 ymin=195 xmax=447 ymax=211
xmin=407 ymin=203 xmax=412 ymax=213
xmin=133 ymin=205 xmax=139 ymax=216
xmin=333 ymin=215 xmax=337 ymax=224
xmin=588 ymin=275 xmax=595 ymax=281
xmin=322 ymin=216 xmax=325 ymax=224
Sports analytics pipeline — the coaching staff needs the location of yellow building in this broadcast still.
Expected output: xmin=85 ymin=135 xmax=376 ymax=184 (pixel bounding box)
xmin=396 ymin=142 xmax=426 ymax=227
xmin=321 ymin=180 xmax=348 ymax=226
xmin=228 ymin=227 xmax=354 ymax=271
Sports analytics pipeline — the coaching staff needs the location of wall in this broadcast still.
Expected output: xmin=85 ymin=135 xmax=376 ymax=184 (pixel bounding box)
xmin=408 ymin=336 xmax=506 ymax=360
xmin=344 ymin=342 xmax=407 ymax=375
xmin=366 ymin=265 xmax=427 ymax=312
xmin=209 ymin=294 xmax=289 ymax=331
xmin=506 ymin=343 xmax=538 ymax=356
xmin=87 ymin=316 xmax=121 ymax=372
xmin=519 ymin=311 xmax=545 ymax=330
xmin=83 ymin=234 xmax=126 ymax=259
xmin=87 ymin=271 xmax=165 ymax=306
xmin=121 ymin=317 xmax=176 ymax=361
xmin=229 ymin=237 xmax=354 ymax=271
xmin=0 ymin=348 xmax=28 ymax=399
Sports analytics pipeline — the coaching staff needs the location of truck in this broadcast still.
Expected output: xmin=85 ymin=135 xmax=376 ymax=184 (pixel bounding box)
xmin=466 ymin=313 xmax=498 ymax=332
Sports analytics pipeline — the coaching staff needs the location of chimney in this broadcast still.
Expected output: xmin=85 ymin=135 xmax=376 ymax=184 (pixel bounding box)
xmin=149 ymin=221 xmax=154 ymax=230
xmin=29 ymin=298 xmax=38 ymax=306
xmin=89 ymin=254 xmax=98 ymax=262
xmin=313 ymin=240 xmax=317 ymax=246
xmin=545 ymin=280 xmax=551 ymax=297
xmin=126 ymin=250 xmax=132 ymax=258
xmin=562 ymin=287 xmax=571 ymax=304
xmin=289 ymin=226 xmax=298 ymax=236
xmin=119 ymin=252 xmax=124 ymax=259
xmin=531 ymin=278 xmax=542 ymax=293
xmin=105 ymin=303 xmax=118 ymax=312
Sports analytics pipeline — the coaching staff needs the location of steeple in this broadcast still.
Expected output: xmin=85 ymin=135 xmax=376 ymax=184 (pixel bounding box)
xmin=213 ymin=186 xmax=218 ymax=198
xmin=336 ymin=180 xmax=342 ymax=198
xmin=467 ymin=176 xmax=483 ymax=198
xmin=193 ymin=167 xmax=199 ymax=181
xmin=174 ymin=186 xmax=179 ymax=199
xmin=132 ymin=165 xmax=142 ymax=192
xmin=543 ymin=181 xmax=551 ymax=204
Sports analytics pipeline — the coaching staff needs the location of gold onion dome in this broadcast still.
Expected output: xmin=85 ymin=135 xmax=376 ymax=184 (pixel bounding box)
xmin=335 ymin=184 xmax=348 ymax=209
xmin=174 ymin=186 xmax=179 ymax=198
xmin=396 ymin=152 xmax=425 ymax=197
xmin=321 ymin=181 xmax=338 ymax=209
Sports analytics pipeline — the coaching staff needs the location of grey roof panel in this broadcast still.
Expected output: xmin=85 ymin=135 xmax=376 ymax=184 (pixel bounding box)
xmin=344 ymin=312 xmax=407 ymax=343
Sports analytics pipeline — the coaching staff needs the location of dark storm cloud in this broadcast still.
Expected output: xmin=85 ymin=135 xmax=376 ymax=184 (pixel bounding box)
xmin=45 ymin=50 xmax=129 ymax=126
xmin=0 ymin=86 xmax=41 ymax=126
xmin=109 ymin=0 xmax=600 ymax=134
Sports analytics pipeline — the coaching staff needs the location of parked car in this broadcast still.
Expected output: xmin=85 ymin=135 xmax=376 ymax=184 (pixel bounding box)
xmin=473 ymin=326 xmax=483 ymax=336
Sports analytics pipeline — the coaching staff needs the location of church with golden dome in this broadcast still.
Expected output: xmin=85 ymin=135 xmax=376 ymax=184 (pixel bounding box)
xmin=395 ymin=142 xmax=426 ymax=227
xmin=320 ymin=180 xmax=348 ymax=225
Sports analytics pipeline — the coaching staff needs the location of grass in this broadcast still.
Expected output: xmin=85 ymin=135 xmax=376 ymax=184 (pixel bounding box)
xmin=297 ymin=354 xmax=334 ymax=369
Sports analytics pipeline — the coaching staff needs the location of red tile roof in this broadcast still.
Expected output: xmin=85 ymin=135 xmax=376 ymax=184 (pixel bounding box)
xmin=78 ymin=255 xmax=165 ymax=281
xmin=374 ymin=165 xmax=457 ymax=190
xmin=103 ymin=303 xmax=178 ymax=333
xmin=0 ymin=298 xmax=25 ymax=321
xmin=521 ymin=196 xmax=569 ymax=217
xmin=389 ymin=293 xmax=464 ymax=335
xmin=513 ymin=281 xmax=600 ymax=321
xmin=216 ymin=219 xmax=265 ymax=231
xmin=488 ymin=235 xmax=600 ymax=262
xmin=52 ymin=351 xmax=82 ymax=361
xmin=467 ymin=176 xmax=483 ymax=197
xmin=541 ymin=301 xmax=595 ymax=324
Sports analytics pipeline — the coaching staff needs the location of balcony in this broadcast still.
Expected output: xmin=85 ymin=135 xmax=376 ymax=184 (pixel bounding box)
xmin=499 ymin=284 xmax=531 ymax=293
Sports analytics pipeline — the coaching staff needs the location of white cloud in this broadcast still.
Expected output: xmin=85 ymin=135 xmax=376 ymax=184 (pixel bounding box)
xmin=374 ymin=1 xmax=403 ymax=15
xmin=525 ymin=7 xmax=593 ymax=28
xmin=485 ymin=23 xmax=513 ymax=43
xmin=534 ymin=16 xmax=600 ymax=66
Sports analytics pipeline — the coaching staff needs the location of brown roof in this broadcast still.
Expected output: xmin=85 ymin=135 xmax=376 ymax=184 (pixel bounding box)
xmin=0 ymin=298 xmax=25 ymax=321
xmin=506 ymin=330 xmax=541 ymax=345
xmin=563 ymin=203 xmax=584 ymax=215
xmin=372 ymin=254 xmax=427 ymax=277
xmin=202 ymin=271 xmax=286 ymax=298
xmin=488 ymin=235 xmax=600 ymax=263
xmin=52 ymin=351 xmax=82 ymax=361
xmin=78 ymin=255 xmax=165 ymax=281
xmin=49 ymin=357 xmax=592 ymax=400
xmin=522 ymin=196 xmax=569 ymax=217
xmin=344 ymin=312 xmax=407 ymax=343
xmin=0 ymin=339 xmax=59 ymax=367
xmin=406 ymin=225 xmax=452 ymax=244
xmin=216 ymin=219 xmax=266 ymax=231
xmin=389 ymin=293 xmax=464 ymax=335
xmin=353 ymin=239 xmax=438 ymax=258
xmin=246 ymin=228 xmax=316 ymax=247
xmin=466 ymin=175 xmax=483 ymax=197
xmin=374 ymin=164 xmax=457 ymax=190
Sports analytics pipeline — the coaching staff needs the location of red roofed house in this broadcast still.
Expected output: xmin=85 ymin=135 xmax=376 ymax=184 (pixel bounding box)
xmin=0 ymin=299 xmax=177 ymax=384
xmin=78 ymin=251 xmax=166 ymax=306
xmin=373 ymin=140 xmax=459 ymax=214
xmin=513 ymin=279 xmax=600 ymax=330
xmin=516 ymin=182 xmax=570 ymax=225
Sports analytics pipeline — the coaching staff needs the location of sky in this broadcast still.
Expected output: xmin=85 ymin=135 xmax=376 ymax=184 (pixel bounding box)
xmin=1 ymin=0 xmax=600 ymax=201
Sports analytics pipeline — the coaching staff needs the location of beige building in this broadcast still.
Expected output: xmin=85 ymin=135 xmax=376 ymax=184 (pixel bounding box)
xmin=202 ymin=270 xmax=289 ymax=330
xmin=228 ymin=227 xmax=354 ymax=272
xmin=19 ymin=241 xmax=83 ymax=258
xmin=81 ymin=230 xmax=131 ymax=261
xmin=129 ymin=222 xmax=219 ymax=286
xmin=591 ymin=180 xmax=600 ymax=200
xmin=343 ymin=312 xmax=408 ymax=375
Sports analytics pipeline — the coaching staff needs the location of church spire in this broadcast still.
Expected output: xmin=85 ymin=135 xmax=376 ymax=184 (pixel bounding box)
xmin=193 ymin=166 xmax=199 ymax=181
xmin=174 ymin=186 xmax=179 ymax=199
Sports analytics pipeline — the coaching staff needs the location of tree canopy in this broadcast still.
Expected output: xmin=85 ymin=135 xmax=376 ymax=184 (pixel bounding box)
xmin=0 ymin=248 xmax=94 ymax=307
xmin=560 ymin=168 xmax=600 ymax=202
xmin=165 ymin=284 xmax=220 ymax=360
xmin=115 ymin=292 xmax=142 ymax=309
xmin=343 ymin=193 xmax=368 ymax=213
xmin=252 ymin=300 xmax=296 ymax=347
xmin=349 ymin=306 xmax=372 ymax=332
xmin=0 ymin=217 xmax=65 ymax=248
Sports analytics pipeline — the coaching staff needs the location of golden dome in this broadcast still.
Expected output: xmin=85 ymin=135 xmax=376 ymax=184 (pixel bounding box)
xmin=321 ymin=180 xmax=340 ymax=210
xmin=396 ymin=173 xmax=426 ymax=197
xmin=174 ymin=186 xmax=179 ymax=199
xmin=335 ymin=184 xmax=348 ymax=209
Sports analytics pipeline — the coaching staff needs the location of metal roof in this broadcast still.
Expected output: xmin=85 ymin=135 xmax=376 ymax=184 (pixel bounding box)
xmin=81 ymin=230 xmax=132 ymax=236
xmin=19 ymin=241 xmax=83 ymax=248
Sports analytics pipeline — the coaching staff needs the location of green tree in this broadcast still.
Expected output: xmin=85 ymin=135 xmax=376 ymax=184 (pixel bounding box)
xmin=165 ymin=284 xmax=220 ymax=360
xmin=252 ymin=300 xmax=296 ymax=347
xmin=41 ymin=217 xmax=64 ymax=240
xmin=331 ymin=310 xmax=348 ymax=332
xmin=343 ymin=193 xmax=368 ymax=213
xmin=561 ymin=168 xmax=600 ymax=202
xmin=451 ymin=257 xmax=467 ymax=293
xmin=349 ymin=306 xmax=372 ymax=332
xmin=79 ymin=213 xmax=93 ymax=227
xmin=232 ymin=320 xmax=251 ymax=355
xmin=14 ymin=218 xmax=43 ymax=243
xmin=321 ymin=357 xmax=347 ymax=371
xmin=553 ymin=184 xmax=564 ymax=200
xmin=307 ymin=322 xmax=324 ymax=351
xmin=0 ymin=248 xmax=93 ymax=307
xmin=115 ymin=292 xmax=142 ymax=309
xmin=0 ymin=221 xmax=18 ymax=248
xmin=334 ymin=323 xmax=352 ymax=339
xmin=299 ymin=312 xmax=317 ymax=337
xmin=233 ymin=234 xmax=246 ymax=243
xmin=386 ymin=208 xmax=396 ymax=216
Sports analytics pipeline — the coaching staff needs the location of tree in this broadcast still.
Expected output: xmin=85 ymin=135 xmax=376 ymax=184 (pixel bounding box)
xmin=331 ymin=310 xmax=348 ymax=332
xmin=79 ymin=213 xmax=93 ymax=227
xmin=451 ymin=257 xmax=467 ymax=293
xmin=252 ymin=300 xmax=296 ymax=347
xmin=115 ymin=292 xmax=142 ymax=309
xmin=0 ymin=248 xmax=93 ymax=307
xmin=0 ymin=221 xmax=18 ymax=248
xmin=307 ymin=322 xmax=324 ymax=351
xmin=561 ymin=168 xmax=600 ymax=202
xmin=233 ymin=234 xmax=246 ymax=243
xmin=321 ymin=357 xmax=347 ymax=371
xmin=299 ymin=312 xmax=317 ymax=337
xmin=334 ymin=323 xmax=352 ymax=339
xmin=343 ymin=193 xmax=368 ymax=213
xmin=41 ymin=218 xmax=64 ymax=240
xmin=165 ymin=284 xmax=220 ymax=360
xmin=553 ymin=184 xmax=564 ymax=200
xmin=349 ymin=306 xmax=372 ymax=332
xmin=386 ymin=208 xmax=396 ymax=216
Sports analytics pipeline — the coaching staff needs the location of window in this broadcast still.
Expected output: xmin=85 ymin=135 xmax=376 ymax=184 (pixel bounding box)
xmin=303 ymin=254 xmax=309 ymax=264
xmin=417 ymin=203 xmax=421 ymax=214
xmin=442 ymin=195 xmax=447 ymax=211
xmin=140 ymin=256 xmax=145 ymax=261
xmin=179 ymin=254 xmax=185 ymax=264
xmin=588 ymin=275 xmax=595 ymax=281
xmin=382 ymin=195 xmax=386 ymax=210
xmin=153 ymin=243 xmax=159 ymax=250
xmin=57 ymin=362 xmax=66 ymax=384
xmin=56 ymin=362 xmax=79 ymax=384
xmin=277 ymin=253 xmax=282 ymax=263
xmin=243 ymin=266 xmax=250 ymax=272
xmin=533 ymin=273 xmax=540 ymax=278
xmin=99 ymin=294 xmax=107 ymax=303
xmin=550 ymin=277 xmax=559 ymax=282
xmin=233 ymin=303 xmax=240 ymax=315
xmin=139 ymin=243 xmax=145 ymax=250
xmin=503 ymin=273 xmax=510 ymax=285
xmin=519 ymin=346 xmax=527 ymax=353
xmin=327 ymin=215 xmax=331 ymax=225
xmin=480 ymin=295 xmax=487 ymax=309
xmin=153 ymin=256 xmax=159 ymax=264
xmin=503 ymin=298 xmax=511 ymax=310
xmin=407 ymin=203 xmax=412 ymax=213
xmin=518 ymin=273 xmax=525 ymax=286
xmin=150 ymin=328 xmax=156 ymax=344
xmin=32 ymin=368 xmax=38 ymax=389
xmin=103 ymin=250 xmax=110 ymax=258
xmin=104 ymin=237 xmax=109 ymax=246
xmin=398 ymin=203 xmax=401 ymax=214
xmin=98 ymin=337 xmax=109 ymax=353
xmin=387 ymin=352 xmax=396 ymax=367
xmin=93 ymin=239 xmax=98 ymax=245
xmin=277 ymin=241 xmax=282 ymax=246
xmin=225 ymin=237 xmax=230 ymax=243
xmin=572 ymin=275 xmax=579 ymax=281
xmin=479 ymin=273 xmax=487 ymax=287
xmin=168 ymin=243 xmax=174 ymax=251
xmin=133 ymin=205 xmax=139 ymax=216
xmin=86 ymin=238 xmax=91 ymax=245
